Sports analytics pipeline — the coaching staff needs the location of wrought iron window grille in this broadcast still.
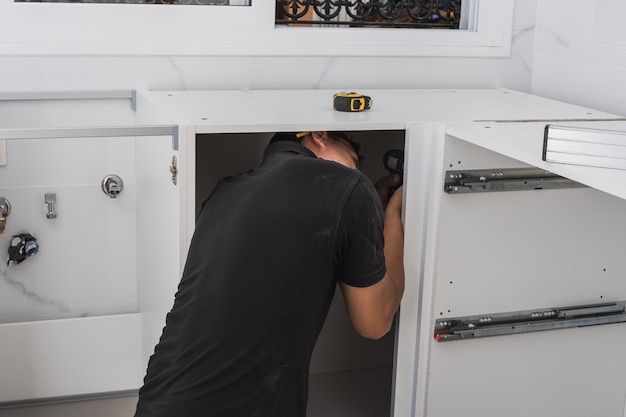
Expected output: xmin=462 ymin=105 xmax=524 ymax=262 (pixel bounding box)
xmin=276 ymin=0 xmax=462 ymax=29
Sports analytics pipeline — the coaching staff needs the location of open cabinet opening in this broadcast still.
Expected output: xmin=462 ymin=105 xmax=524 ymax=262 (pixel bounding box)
xmin=195 ymin=130 xmax=405 ymax=417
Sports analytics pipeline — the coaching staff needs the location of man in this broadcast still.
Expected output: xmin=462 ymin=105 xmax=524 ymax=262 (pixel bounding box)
xmin=134 ymin=131 xmax=404 ymax=417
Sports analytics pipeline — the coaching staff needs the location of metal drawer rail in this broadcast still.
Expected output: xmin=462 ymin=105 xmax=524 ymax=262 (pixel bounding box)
xmin=435 ymin=301 xmax=626 ymax=342
xmin=444 ymin=167 xmax=587 ymax=194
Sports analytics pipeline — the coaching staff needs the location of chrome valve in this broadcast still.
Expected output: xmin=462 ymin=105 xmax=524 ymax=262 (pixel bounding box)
xmin=45 ymin=193 xmax=57 ymax=219
xmin=101 ymin=175 xmax=124 ymax=198
xmin=0 ymin=197 xmax=11 ymax=234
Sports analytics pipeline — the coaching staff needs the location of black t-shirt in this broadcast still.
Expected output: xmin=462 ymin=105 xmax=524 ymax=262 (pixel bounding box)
xmin=134 ymin=141 xmax=386 ymax=417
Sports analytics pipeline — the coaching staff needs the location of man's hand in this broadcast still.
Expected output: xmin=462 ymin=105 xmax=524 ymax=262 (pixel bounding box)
xmin=375 ymin=174 xmax=402 ymax=209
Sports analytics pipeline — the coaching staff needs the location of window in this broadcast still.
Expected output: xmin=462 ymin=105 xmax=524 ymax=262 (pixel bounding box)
xmin=0 ymin=0 xmax=513 ymax=56
xmin=276 ymin=0 xmax=464 ymax=29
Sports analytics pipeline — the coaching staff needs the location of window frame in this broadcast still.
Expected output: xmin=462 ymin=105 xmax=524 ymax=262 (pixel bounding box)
xmin=0 ymin=0 xmax=513 ymax=57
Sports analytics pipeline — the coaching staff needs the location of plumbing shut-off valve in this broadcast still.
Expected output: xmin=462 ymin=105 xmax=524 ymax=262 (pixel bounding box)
xmin=45 ymin=193 xmax=57 ymax=219
xmin=101 ymin=175 xmax=124 ymax=198
xmin=0 ymin=197 xmax=10 ymax=234
xmin=7 ymin=233 xmax=38 ymax=266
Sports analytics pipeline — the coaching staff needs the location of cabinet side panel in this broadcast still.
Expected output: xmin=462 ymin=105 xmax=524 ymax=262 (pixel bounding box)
xmin=425 ymin=136 xmax=626 ymax=417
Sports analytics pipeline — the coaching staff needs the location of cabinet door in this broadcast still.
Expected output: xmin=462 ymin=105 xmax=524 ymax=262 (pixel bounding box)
xmin=392 ymin=123 xmax=448 ymax=417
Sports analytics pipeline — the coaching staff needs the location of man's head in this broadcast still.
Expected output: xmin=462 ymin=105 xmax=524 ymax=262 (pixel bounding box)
xmin=271 ymin=131 xmax=362 ymax=170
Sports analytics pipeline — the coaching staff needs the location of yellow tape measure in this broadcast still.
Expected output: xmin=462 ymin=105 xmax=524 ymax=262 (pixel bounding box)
xmin=333 ymin=92 xmax=372 ymax=112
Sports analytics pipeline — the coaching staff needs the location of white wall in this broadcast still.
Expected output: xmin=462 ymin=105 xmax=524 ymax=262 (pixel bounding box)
xmin=530 ymin=0 xmax=626 ymax=116
xmin=0 ymin=1 xmax=535 ymax=95
xmin=2 ymin=1 xmax=625 ymax=118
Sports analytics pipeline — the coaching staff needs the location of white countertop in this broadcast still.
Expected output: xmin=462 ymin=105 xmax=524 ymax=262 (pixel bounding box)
xmin=138 ymin=88 xmax=626 ymax=200
xmin=138 ymin=88 xmax=621 ymax=133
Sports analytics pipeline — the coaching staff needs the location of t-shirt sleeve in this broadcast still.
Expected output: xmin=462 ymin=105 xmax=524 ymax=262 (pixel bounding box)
xmin=334 ymin=175 xmax=386 ymax=288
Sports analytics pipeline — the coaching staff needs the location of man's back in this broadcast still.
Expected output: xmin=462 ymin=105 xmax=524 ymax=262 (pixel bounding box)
xmin=134 ymin=141 xmax=385 ymax=417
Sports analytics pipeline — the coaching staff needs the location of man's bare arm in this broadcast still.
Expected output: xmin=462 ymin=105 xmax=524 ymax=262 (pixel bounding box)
xmin=339 ymin=187 xmax=405 ymax=339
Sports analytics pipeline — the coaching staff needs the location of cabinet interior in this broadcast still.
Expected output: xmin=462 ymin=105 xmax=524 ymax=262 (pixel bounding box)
xmin=195 ymin=130 xmax=405 ymax=417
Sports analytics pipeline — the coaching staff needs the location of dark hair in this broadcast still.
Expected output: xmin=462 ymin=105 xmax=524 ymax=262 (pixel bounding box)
xmin=327 ymin=132 xmax=364 ymax=168
xmin=270 ymin=131 xmax=364 ymax=168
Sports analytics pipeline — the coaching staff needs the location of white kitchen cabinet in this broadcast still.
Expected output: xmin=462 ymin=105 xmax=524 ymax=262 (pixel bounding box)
xmin=410 ymin=120 xmax=626 ymax=417
xmin=2 ymin=89 xmax=625 ymax=417
xmin=134 ymin=89 xmax=626 ymax=417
